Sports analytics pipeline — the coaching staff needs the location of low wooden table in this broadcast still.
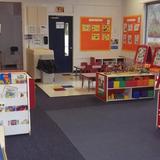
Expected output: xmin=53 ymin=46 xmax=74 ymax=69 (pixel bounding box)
xmin=81 ymin=73 xmax=96 ymax=90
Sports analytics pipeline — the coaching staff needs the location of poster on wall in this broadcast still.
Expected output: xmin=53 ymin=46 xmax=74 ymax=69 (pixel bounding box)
xmin=122 ymin=15 xmax=141 ymax=51
xmin=80 ymin=17 xmax=112 ymax=51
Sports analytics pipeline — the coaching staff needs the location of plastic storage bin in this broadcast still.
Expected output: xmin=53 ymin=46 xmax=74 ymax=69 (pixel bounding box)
xmin=41 ymin=72 xmax=54 ymax=83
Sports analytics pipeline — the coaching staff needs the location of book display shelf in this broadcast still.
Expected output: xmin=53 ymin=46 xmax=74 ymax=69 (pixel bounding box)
xmin=0 ymin=71 xmax=31 ymax=136
xmin=96 ymin=72 xmax=155 ymax=102
xmin=95 ymin=56 xmax=125 ymax=65
xmin=0 ymin=126 xmax=7 ymax=160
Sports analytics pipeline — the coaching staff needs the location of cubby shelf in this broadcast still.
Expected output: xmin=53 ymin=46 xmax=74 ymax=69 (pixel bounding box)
xmin=96 ymin=72 xmax=155 ymax=102
xmin=95 ymin=56 xmax=125 ymax=65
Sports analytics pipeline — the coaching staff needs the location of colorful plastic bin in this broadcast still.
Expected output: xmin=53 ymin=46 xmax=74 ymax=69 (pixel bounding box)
xmin=148 ymin=79 xmax=155 ymax=86
xmin=114 ymin=81 xmax=120 ymax=88
xmin=132 ymin=90 xmax=140 ymax=98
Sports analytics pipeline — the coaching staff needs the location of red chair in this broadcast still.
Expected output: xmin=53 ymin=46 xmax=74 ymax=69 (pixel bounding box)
xmin=90 ymin=57 xmax=96 ymax=65
xmin=80 ymin=62 xmax=87 ymax=73
xmin=100 ymin=64 xmax=108 ymax=72
xmin=85 ymin=64 xmax=93 ymax=72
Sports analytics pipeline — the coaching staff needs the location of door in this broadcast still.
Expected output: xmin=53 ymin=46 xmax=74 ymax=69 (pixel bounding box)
xmin=49 ymin=16 xmax=73 ymax=73
xmin=0 ymin=2 xmax=23 ymax=70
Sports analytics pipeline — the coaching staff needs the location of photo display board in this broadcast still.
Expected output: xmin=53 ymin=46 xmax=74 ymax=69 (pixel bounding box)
xmin=134 ymin=45 xmax=152 ymax=65
xmin=80 ymin=17 xmax=112 ymax=51
xmin=151 ymin=47 xmax=160 ymax=67
xmin=122 ymin=15 xmax=141 ymax=51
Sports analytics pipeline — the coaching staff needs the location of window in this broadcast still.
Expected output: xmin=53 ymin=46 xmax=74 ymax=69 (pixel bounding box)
xmin=64 ymin=22 xmax=69 ymax=56
xmin=146 ymin=2 xmax=160 ymax=48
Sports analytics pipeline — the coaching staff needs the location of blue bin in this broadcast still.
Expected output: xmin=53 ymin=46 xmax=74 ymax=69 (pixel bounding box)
xmin=132 ymin=91 xmax=140 ymax=98
xmin=108 ymin=80 xmax=113 ymax=88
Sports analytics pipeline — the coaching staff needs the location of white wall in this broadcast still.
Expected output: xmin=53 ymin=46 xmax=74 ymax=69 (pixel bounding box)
xmin=73 ymin=3 xmax=122 ymax=66
xmin=0 ymin=0 xmax=159 ymax=69
xmin=22 ymin=0 xmax=123 ymax=68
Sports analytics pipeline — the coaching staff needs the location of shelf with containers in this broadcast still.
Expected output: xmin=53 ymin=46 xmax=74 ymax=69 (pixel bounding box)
xmin=96 ymin=72 xmax=155 ymax=102
xmin=95 ymin=56 xmax=125 ymax=65
xmin=0 ymin=71 xmax=33 ymax=136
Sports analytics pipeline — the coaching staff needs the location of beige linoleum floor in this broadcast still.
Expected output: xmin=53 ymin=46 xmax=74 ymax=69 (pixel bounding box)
xmin=36 ymin=73 xmax=95 ymax=97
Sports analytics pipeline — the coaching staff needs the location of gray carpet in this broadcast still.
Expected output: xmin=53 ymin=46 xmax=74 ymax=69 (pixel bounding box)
xmin=46 ymin=99 xmax=160 ymax=160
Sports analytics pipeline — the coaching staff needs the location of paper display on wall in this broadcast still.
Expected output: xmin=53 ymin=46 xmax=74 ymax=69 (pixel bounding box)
xmin=122 ymin=15 xmax=141 ymax=51
xmin=56 ymin=22 xmax=64 ymax=29
xmin=28 ymin=25 xmax=36 ymax=34
xmin=80 ymin=17 xmax=112 ymax=51
xmin=40 ymin=25 xmax=47 ymax=34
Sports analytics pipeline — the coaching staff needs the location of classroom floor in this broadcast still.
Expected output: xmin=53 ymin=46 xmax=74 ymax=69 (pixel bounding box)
xmin=36 ymin=73 xmax=95 ymax=97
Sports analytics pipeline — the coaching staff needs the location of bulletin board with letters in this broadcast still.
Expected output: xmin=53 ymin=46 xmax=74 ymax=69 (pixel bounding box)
xmin=80 ymin=17 xmax=112 ymax=51
xmin=122 ymin=15 xmax=141 ymax=51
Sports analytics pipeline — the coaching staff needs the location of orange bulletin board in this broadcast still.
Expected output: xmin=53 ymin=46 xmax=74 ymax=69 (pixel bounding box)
xmin=122 ymin=15 xmax=141 ymax=51
xmin=80 ymin=17 xmax=112 ymax=51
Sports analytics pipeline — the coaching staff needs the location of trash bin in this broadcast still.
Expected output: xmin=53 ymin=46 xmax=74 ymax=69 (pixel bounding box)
xmin=37 ymin=54 xmax=56 ymax=83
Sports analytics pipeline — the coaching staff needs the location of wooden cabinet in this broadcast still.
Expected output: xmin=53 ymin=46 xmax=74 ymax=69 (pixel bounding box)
xmin=26 ymin=6 xmax=47 ymax=34
xmin=96 ymin=72 xmax=155 ymax=102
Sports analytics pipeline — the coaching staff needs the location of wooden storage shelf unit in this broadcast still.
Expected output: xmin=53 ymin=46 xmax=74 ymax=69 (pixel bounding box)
xmin=96 ymin=72 xmax=155 ymax=102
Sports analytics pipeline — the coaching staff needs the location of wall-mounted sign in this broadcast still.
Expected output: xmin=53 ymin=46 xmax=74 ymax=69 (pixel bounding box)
xmin=56 ymin=22 xmax=64 ymax=29
xmin=55 ymin=6 xmax=64 ymax=13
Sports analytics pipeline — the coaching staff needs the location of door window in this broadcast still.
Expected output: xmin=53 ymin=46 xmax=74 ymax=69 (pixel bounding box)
xmin=64 ymin=22 xmax=69 ymax=56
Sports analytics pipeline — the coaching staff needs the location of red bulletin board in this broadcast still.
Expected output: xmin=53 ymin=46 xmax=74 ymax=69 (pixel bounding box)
xmin=80 ymin=17 xmax=112 ymax=51
xmin=151 ymin=47 xmax=160 ymax=68
xmin=122 ymin=15 xmax=141 ymax=51
xmin=134 ymin=45 xmax=152 ymax=65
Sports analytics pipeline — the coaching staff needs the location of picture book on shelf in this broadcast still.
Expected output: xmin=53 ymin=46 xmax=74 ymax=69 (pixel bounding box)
xmin=0 ymin=73 xmax=12 ymax=84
